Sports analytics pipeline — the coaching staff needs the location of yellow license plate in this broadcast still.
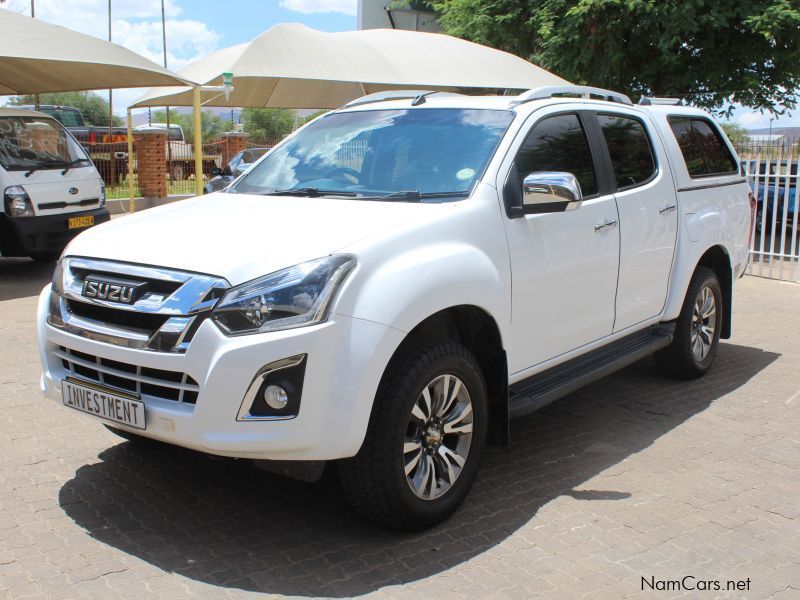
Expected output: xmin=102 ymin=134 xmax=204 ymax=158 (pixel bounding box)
xmin=68 ymin=215 xmax=94 ymax=229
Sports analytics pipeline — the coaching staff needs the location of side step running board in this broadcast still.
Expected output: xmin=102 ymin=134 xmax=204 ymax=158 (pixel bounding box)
xmin=508 ymin=324 xmax=675 ymax=420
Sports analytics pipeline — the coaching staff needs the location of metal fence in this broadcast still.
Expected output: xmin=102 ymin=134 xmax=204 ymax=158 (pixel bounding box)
xmin=738 ymin=138 xmax=800 ymax=282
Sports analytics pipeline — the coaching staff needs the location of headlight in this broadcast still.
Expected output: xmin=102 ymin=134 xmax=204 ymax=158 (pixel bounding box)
xmin=4 ymin=186 xmax=34 ymax=217
xmin=211 ymin=255 xmax=356 ymax=335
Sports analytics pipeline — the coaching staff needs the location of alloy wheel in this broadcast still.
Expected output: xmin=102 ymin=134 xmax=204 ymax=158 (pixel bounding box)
xmin=403 ymin=374 xmax=473 ymax=500
xmin=691 ymin=285 xmax=717 ymax=361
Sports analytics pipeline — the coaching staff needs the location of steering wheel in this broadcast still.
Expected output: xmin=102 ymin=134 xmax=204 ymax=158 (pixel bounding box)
xmin=324 ymin=166 xmax=360 ymax=182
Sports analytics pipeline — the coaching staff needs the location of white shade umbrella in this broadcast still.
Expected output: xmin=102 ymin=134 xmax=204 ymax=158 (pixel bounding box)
xmin=0 ymin=9 xmax=191 ymax=94
xmin=132 ymin=23 xmax=568 ymax=109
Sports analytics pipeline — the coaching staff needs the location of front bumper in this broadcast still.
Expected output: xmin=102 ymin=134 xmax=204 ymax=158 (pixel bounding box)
xmin=0 ymin=207 xmax=110 ymax=257
xmin=36 ymin=286 xmax=404 ymax=461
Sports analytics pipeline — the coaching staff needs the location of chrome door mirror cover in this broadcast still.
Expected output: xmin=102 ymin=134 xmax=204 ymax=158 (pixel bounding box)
xmin=521 ymin=171 xmax=583 ymax=214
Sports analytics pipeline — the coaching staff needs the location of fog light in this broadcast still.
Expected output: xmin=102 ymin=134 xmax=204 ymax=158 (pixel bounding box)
xmin=263 ymin=384 xmax=288 ymax=410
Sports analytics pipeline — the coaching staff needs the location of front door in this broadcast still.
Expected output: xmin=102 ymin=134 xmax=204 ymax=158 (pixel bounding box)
xmin=501 ymin=110 xmax=620 ymax=373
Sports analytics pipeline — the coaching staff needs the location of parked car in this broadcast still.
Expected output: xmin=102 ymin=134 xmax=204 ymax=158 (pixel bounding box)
xmin=37 ymin=86 xmax=751 ymax=529
xmin=0 ymin=107 xmax=109 ymax=261
xmin=204 ymin=148 xmax=271 ymax=193
xmin=17 ymin=104 xmax=129 ymax=185
xmin=742 ymin=159 xmax=798 ymax=232
xmin=134 ymin=123 xmax=221 ymax=181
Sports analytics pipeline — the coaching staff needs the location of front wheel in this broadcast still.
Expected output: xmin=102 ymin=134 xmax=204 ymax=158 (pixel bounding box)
xmin=656 ymin=266 xmax=723 ymax=379
xmin=339 ymin=340 xmax=488 ymax=530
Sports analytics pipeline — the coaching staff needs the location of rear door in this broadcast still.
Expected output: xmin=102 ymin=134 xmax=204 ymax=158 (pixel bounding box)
xmin=591 ymin=110 xmax=678 ymax=331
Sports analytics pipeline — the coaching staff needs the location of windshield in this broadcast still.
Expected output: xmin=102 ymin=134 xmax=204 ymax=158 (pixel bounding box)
xmin=0 ymin=116 xmax=91 ymax=171
xmin=38 ymin=107 xmax=85 ymax=127
xmin=232 ymin=108 xmax=514 ymax=200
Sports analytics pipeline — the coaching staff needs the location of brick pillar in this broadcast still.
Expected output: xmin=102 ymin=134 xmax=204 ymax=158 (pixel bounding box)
xmin=221 ymin=132 xmax=250 ymax=168
xmin=134 ymin=129 xmax=167 ymax=199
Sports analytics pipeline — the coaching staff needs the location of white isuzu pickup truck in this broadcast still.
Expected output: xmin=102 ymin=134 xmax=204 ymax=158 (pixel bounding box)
xmin=37 ymin=86 xmax=753 ymax=529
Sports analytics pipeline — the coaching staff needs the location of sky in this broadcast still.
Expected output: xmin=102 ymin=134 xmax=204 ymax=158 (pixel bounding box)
xmin=0 ymin=0 xmax=795 ymax=130
xmin=0 ymin=0 xmax=357 ymax=115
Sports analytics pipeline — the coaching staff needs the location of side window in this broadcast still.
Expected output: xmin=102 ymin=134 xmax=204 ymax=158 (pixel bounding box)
xmin=668 ymin=117 xmax=738 ymax=178
xmin=515 ymin=113 xmax=598 ymax=197
xmin=598 ymin=114 xmax=656 ymax=189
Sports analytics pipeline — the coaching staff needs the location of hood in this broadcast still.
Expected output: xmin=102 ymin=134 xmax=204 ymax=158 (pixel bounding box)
xmin=64 ymin=192 xmax=449 ymax=285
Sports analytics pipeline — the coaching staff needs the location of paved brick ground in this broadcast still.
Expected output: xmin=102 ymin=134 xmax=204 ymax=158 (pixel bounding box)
xmin=1 ymin=257 xmax=798 ymax=599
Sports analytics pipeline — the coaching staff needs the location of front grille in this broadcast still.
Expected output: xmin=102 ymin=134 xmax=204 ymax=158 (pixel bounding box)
xmin=65 ymin=300 xmax=169 ymax=336
xmin=50 ymin=257 xmax=229 ymax=353
xmin=57 ymin=346 xmax=199 ymax=405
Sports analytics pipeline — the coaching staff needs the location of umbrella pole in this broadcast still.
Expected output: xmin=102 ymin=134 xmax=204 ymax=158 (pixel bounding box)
xmin=127 ymin=109 xmax=135 ymax=213
xmin=193 ymin=86 xmax=203 ymax=197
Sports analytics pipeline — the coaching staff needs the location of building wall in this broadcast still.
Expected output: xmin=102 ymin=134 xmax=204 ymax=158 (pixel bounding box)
xmin=357 ymin=0 xmax=440 ymax=32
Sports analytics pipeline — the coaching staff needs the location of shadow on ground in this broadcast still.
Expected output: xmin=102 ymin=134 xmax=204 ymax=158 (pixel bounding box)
xmin=0 ymin=258 xmax=55 ymax=302
xmin=59 ymin=342 xmax=779 ymax=597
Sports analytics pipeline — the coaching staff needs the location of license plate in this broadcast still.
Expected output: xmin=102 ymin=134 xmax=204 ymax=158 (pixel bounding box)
xmin=68 ymin=215 xmax=94 ymax=229
xmin=61 ymin=378 xmax=146 ymax=430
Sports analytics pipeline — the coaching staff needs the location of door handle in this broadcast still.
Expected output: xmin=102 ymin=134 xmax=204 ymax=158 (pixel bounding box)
xmin=594 ymin=219 xmax=618 ymax=232
xmin=659 ymin=204 xmax=677 ymax=214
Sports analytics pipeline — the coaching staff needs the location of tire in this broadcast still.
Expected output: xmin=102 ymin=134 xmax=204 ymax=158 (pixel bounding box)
xmin=656 ymin=266 xmax=723 ymax=379
xmin=339 ymin=340 xmax=488 ymax=531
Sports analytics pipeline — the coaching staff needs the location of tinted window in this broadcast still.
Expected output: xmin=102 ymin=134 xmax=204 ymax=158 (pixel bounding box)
xmin=598 ymin=114 xmax=656 ymax=189
xmin=515 ymin=113 xmax=598 ymax=196
xmin=668 ymin=117 xmax=738 ymax=177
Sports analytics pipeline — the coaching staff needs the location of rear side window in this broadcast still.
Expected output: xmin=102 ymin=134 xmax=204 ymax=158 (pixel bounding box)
xmin=597 ymin=114 xmax=656 ymax=190
xmin=515 ymin=113 xmax=598 ymax=196
xmin=668 ymin=117 xmax=738 ymax=178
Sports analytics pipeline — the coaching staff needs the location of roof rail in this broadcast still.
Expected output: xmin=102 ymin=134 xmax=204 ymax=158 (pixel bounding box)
xmin=344 ymin=90 xmax=464 ymax=108
xmin=511 ymin=85 xmax=633 ymax=107
xmin=638 ymin=97 xmax=681 ymax=106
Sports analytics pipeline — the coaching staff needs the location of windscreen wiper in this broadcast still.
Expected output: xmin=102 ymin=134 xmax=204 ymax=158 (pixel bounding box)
xmin=267 ymin=187 xmax=359 ymax=197
xmin=61 ymin=158 xmax=91 ymax=176
xmin=373 ymin=190 xmax=470 ymax=202
xmin=24 ymin=159 xmax=67 ymax=178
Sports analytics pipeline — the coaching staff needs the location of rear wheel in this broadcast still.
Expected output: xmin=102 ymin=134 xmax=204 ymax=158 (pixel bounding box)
xmin=339 ymin=340 xmax=487 ymax=530
xmin=656 ymin=266 xmax=722 ymax=379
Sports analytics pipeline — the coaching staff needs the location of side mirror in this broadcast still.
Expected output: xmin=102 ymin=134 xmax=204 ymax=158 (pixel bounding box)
xmin=210 ymin=167 xmax=223 ymax=177
xmin=221 ymin=165 xmax=233 ymax=177
xmin=521 ymin=171 xmax=582 ymax=214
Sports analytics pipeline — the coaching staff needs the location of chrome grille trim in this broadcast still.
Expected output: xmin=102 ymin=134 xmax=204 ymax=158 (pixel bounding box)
xmin=61 ymin=257 xmax=228 ymax=315
xmin=48 ymin=257 xmax=230 ymax=353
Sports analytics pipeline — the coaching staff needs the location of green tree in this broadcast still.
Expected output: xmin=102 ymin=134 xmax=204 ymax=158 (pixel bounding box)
xmin=431 ymin=0 xmax=800 ymax=114
xmin=241 ymin=108 xmax=297 ymax=142
xmin=149 ymin=109 xmax=227 ymax=141
xmin=9 ymin=91 xmax=123 ymax=126
xmin=720 ymin=121 xmax=749 ymax=145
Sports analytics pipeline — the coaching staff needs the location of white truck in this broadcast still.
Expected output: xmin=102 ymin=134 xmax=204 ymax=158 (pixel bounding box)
xmin=37 ymin=86 xmax=753 ymax=529
xmin=0 ymin=107 xmax=108 ymax=262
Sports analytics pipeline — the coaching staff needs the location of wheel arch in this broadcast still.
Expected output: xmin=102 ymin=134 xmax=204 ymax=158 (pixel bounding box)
xmin=697 ymin=245 xmax=732 ymax=339
xmin=378 ymin=305 xmax=510 ymax=446
xmin=666 ymin=243 xmax=733 ymax=339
